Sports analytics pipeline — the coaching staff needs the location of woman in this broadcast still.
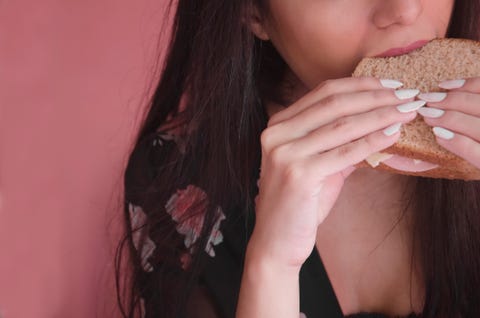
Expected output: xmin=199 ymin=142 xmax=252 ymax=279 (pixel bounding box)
xmin=116 ymin=0 xmax=480 ymax=317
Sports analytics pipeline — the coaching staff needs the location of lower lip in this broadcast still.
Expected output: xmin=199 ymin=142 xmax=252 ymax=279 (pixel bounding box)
xmin=376 ymin=40 xmax=430 ymax=57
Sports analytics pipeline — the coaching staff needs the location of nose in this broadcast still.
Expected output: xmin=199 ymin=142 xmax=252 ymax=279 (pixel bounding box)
xmin=372 ymin=0 xmax=423 ymax=28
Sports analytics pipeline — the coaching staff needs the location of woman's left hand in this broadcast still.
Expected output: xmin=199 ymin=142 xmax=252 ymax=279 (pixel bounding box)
xmin=417 ymin=77 xmax=480 ymax=169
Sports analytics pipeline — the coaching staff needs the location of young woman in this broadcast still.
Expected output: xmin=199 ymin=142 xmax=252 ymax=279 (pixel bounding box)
xmin=116 ymin=0 xmax=480 ymax=317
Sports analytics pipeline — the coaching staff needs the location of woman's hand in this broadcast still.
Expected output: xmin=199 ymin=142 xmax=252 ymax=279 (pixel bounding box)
xmin=417 ymin=77 xmax=480 ymax=169
xmin=247 ymin=77 xmax=421 ymax=270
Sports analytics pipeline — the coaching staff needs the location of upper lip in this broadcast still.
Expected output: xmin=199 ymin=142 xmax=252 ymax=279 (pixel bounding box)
xmin=374 ymin=39 xmax=431 ymax=57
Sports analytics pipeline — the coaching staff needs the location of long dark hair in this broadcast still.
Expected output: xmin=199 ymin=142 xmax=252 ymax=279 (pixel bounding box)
xmin=115 ymin=0 xmax=480 ymax=317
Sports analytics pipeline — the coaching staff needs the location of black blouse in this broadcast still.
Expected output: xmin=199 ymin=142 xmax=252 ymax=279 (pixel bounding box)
xmin=200 ymin=203 xmax=418 ymax=318
xmin=125 ymin=131 xmax=420 ymax=318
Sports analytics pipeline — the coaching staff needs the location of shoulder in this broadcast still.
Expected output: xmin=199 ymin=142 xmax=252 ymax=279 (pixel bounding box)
xmin=124 ymin=128 xmax=187 ymax=204
xmin=125 ymin=127 xmax=228 ymax=272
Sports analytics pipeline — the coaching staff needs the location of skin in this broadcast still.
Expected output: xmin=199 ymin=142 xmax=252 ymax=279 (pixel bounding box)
xmin=236 ymin=0 xmax=480 ymax=317
xmin=419 ymin=79 xmax=480 ymax=168
xmin=253 ymin=0 xmax=454 ymax=87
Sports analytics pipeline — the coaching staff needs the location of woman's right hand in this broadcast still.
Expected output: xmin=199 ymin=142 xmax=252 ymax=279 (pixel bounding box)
xmin=247 ymin=76 xmax=422 ymax=270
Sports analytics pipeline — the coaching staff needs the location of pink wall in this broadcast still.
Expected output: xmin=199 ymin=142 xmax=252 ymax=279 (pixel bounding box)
xmin=0 ymin=1 xmax=170 ymax=317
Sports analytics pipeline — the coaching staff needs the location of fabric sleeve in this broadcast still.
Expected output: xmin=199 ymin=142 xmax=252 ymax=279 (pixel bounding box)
xmin=123 ymin=131 xmax=229 ymax=317
xmin=124 ymin=132 xmax=184 ymax=272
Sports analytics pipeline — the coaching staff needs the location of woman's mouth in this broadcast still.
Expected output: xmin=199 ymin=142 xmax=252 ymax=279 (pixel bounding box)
xmin=374 ymin=40 xmax=431 ymax=58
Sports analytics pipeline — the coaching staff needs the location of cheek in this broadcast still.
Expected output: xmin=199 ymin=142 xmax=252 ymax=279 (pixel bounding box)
xmin=281 ymin=19 xmax=366 ymax=87
xmin=266 ymin=1 xmax=370 ymax=88
xmin=425 ymin=0 xmax=454 ymax=33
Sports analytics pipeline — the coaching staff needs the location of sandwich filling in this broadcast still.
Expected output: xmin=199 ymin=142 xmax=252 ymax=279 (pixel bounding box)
xmin=366 ymin=152 xmax=438 ymax=172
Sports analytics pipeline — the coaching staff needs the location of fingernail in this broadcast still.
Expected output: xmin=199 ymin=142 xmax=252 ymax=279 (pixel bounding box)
xmin=395 ymin=89 xmax=420 ymax=100
xmin=418 ymin=107 xmax=445 ymax=118
xmin=417 ymin=92 xmax=447 ymax=102
xmin=438 ymin=79 xmax=465 ymax=89
xmin=433 ymin=127 xmax=455 ymax=140
xmin=383 ymin=123 xmax=402 ymax=136
xmin=381 ymin=79 xmax=404 ymax=89
xmin=396 ymin=100 xmax=426 ymax=113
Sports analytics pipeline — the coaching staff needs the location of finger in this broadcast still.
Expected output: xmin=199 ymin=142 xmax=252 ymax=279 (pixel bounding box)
xmin=286 ymin=105 xmax=417 ymax=157
xmin=303 ymin=127 xmax=403 ymax=178
xmin=268 ymin=77 xmax=403 ymax=126
xmin=419 ymin=109 xmax=480 ymax=142
xmin=437 ymin=77 xmax=480 ymax=93
xmin=417 ymin=91 xmax=480 ymax=117
xmin=430 ymin=128 xmax=480 ymax=170
xmin=262 ymin=90 xmax=421 ymax=153
xmin=341 ymin=166 xmax=357 ymax=179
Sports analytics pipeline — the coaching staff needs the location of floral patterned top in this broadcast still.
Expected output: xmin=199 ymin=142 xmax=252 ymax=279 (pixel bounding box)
xmin=125 ymin=130 xmax=420 ymax=318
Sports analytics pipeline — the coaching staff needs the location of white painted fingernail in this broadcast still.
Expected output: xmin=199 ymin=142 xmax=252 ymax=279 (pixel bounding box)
xmin=438 ymin=79 xmax=465 ymax=89
xmin=433 ymin=127 xmax=455 ymax=140
xmin=396 ymin=100 xmax=426 ymax=113
xmin=383 ymin=123 xmax=402 ymax=136
xmin=417 ymin=92 xmax=447 ymax=102
xmin=395 ymin=89 xmax=420 ymax=100
xmin=418 ymin=107 xmax=445 ymax=118
xmin=381 ymin=79 xmax=404 ymax=89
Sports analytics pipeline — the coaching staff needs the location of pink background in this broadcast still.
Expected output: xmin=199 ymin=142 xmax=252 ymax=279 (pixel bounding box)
xmin=0 ymin=0 xmax=170 ymax=317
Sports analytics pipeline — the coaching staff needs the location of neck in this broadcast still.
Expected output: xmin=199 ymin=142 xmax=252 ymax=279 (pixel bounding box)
xmin=318 ymin=167 xmax=416 ymax=263
xmin=317 ymin=168 xmax=423 ymax=316
xmin=334 ymin=168 xmax=414 ymax=224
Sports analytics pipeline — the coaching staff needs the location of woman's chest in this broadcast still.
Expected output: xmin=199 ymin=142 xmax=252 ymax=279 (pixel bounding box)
xmin=314 ymin=212 xmax=425 ymax=317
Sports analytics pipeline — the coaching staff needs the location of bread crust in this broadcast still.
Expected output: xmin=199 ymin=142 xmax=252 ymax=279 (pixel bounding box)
xmin=353 ymin=38 xmax=480 ymax=180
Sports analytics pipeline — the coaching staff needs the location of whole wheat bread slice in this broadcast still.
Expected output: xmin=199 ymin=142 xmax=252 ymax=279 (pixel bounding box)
xmin=353 ymin=38 xmax=480 ymax=180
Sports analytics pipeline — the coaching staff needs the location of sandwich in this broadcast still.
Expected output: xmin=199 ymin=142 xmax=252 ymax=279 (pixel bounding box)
xmin=352 ymin=38 xmax=480 ymax=180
